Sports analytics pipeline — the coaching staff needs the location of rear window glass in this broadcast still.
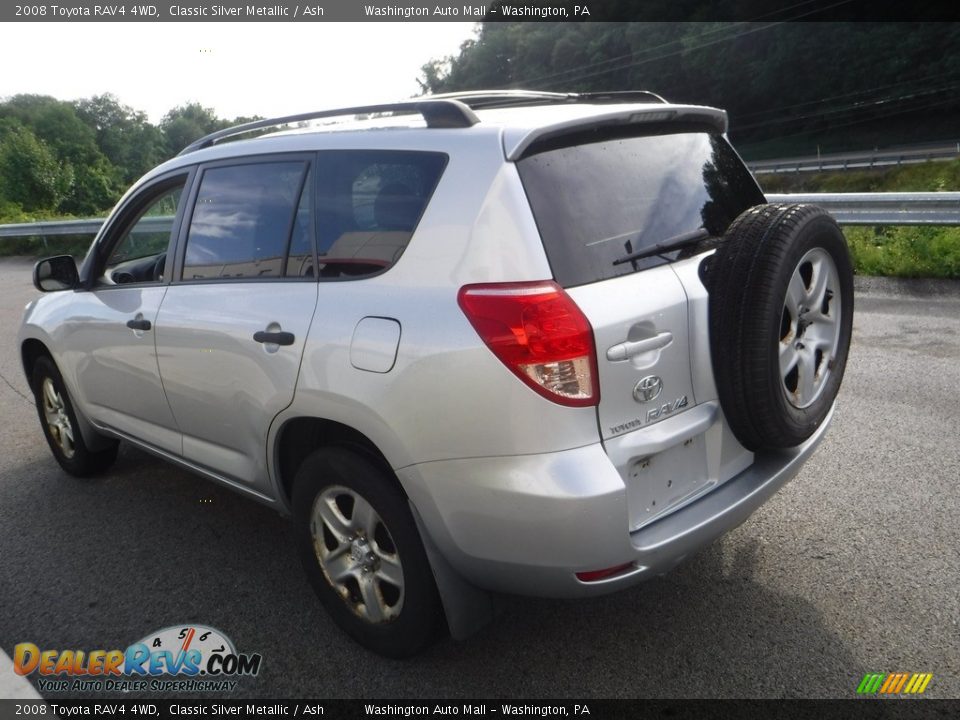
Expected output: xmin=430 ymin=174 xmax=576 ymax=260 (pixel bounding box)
xmin=516 ymin=132 xmax=765 ymax=288
xmin=315 ymin=151 xmax=447 ymax=279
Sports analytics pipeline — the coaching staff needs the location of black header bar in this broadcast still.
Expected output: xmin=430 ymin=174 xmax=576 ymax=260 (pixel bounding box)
xmin=3 ymin=0 xmax=960 ymax=23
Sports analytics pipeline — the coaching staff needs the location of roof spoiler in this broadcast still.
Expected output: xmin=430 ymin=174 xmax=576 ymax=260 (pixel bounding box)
xmin=504 ymin=105 xmax=729 ymax=160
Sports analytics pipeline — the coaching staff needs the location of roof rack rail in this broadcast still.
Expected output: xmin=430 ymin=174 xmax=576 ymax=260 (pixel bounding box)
xmin=178 ymin=99 xmax=480 ymax=155
xmin=424 ymin=89 xmax=668 ymax=109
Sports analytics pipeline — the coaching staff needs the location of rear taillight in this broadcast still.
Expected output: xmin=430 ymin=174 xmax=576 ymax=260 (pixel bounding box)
xmin=457 ymin=281 xmax=599 ymax=407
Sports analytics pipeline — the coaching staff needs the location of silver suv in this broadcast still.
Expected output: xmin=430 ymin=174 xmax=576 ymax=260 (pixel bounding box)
xmin=19 ymin=91 xmax=853 ymax=657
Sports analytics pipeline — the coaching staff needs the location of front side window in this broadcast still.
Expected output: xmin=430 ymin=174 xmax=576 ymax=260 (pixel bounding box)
xmin=103 ymin=180 xmax=186 ymax=285
xmin=182 ymin=161 xmax=308 ymax=281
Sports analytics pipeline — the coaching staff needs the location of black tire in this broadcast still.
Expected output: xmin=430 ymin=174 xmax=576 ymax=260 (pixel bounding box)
xmin=292 ymin=447 xmax=443 ymax=658
xmin=708 ymin=204 xmax=854 ymax=451
xmin=31 ymin=355 xmax=119 ymax=476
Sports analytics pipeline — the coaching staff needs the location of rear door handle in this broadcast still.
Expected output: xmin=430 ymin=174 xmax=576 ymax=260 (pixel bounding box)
xmin=606 ymin=331 xmax=673 ymax=361
xmin=126 ymin=318 xmax=152 ymax=331
xmin=253 ymin=330 xmax=295 ymax=346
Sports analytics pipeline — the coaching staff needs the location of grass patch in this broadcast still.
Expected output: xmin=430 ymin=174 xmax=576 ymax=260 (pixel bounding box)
xmin=846 ymin=226 xmax=960 ymax=279
xmin=757 ymin=158 xmax=960 ymax=279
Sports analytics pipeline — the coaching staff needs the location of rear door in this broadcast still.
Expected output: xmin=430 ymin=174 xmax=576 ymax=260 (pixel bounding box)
xmin=516 ymin=128 xmax=765 ymax=525
xmin=155 ymin=156 xmax=317 ymax=495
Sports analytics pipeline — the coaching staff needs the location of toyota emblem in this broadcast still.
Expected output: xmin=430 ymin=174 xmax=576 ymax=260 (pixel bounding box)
xmin=633 ymin=375 xmax=663 ymax=403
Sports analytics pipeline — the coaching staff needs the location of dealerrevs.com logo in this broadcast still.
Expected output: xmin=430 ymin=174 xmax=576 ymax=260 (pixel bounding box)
xmin=13 ymin=624 xmax=262 ymax=693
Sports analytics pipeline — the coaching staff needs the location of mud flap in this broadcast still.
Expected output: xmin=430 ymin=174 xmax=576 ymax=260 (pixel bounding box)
xmin=409 ymin=501 xmax=494 ymax=640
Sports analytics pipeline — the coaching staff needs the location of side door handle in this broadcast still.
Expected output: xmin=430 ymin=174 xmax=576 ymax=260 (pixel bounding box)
xmin=606 ymin=331 xmax=673 ymax=361
xmin=253 ymin=330 xmax=295 ymax=346
xmin=126 ymin=318 xmax=152 ymax=331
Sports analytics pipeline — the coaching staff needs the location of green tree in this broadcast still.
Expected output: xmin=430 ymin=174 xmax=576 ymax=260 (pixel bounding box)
xmin=0 ymin=122 xmax=73 ymax=213
xmin=0 ymin=94 xmax=122 ymax=214
xmin=75 ymin=94 xmax=164 ymax=184
xmin=161 ymin=103 xmax=231 ymax=155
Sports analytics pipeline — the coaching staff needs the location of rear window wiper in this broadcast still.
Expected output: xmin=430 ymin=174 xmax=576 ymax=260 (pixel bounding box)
xmin=612 ymin=228 xmax=711 ymax=266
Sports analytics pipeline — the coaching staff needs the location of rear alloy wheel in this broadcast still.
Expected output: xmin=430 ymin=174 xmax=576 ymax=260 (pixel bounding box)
xmin=311 ymin=485 xmax=406 ymax=624
xmin=292 ymin=447 xmax=442 ymax=657
xmin=31 ymin=355 xmax=118 ymax=476
xmin=708 ymin=204 xmax=854 ymax=451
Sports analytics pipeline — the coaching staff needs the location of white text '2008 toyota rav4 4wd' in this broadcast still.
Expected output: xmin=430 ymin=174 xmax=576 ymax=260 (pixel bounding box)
xmin=19 ymin=91 xmax=853 ymax=657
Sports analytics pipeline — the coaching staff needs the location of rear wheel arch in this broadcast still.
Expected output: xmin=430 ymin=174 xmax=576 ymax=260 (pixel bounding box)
xmin=275 ymin=416 xmax=401 ymax=507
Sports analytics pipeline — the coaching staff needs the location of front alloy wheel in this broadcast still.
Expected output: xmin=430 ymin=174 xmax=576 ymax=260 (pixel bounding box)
xmin=31 ymin=355 xmax=118 ymax=476
xmin=41 ymin=376 xmax=76 ymax=458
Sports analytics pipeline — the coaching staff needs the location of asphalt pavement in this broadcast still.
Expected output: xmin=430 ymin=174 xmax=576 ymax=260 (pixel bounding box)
xmin=0 ymin=257 xmax=956 ymax=699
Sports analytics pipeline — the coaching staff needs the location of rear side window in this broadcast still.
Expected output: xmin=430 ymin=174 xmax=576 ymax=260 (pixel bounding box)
xmin=516 ymin=132 xmax=765 ymax=288
xmin=315 ymin=151 xmax=447 ymax=279
xmin=183 ymin=161 xmax=308 ymax=281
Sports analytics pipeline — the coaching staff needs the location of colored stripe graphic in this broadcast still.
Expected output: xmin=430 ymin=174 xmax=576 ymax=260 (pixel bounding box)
xmin=858 ymin=672 xmax=932 ymax=694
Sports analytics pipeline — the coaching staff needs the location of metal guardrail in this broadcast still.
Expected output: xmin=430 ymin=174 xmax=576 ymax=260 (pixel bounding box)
xmin=0 ymin=218 xmax=103 ymax=239
xmin=0 ymin=195 xmax=958 ymax=244
xmin=749 ymin=142 xmax=960 ymax=174
xmin=0 ymin=216 xmax=173 ymax=242
xmin=766 ymin=192 xmax=960 ymax=225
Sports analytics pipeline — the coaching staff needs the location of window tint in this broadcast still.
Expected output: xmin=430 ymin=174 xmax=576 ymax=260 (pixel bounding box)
xmin=104 ymin=179 xmax=186 ymax=285
xmin=516 ymin=132 xmax=766 ymax=288
xmin=183 ymin=161 xmax=307 ymax=281
xmin=315 ymin=151 xmax=446 ymax=279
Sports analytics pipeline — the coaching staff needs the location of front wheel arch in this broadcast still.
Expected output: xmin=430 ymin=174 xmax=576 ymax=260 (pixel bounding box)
xmin=21 ymin=338 xmax=116 ymax=453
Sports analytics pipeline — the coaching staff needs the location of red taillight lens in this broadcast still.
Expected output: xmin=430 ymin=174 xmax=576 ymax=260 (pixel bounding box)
xmin=457 ymin=281 xmax=600 ymax=407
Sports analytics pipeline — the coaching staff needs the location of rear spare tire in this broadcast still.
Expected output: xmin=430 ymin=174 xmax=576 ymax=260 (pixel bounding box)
xmin=707 ymin=203 xmax=853 ymax=451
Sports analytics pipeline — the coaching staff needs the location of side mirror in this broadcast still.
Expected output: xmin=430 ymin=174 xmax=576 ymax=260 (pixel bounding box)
xmin=33 ymin=255 xmax=80 ymax=292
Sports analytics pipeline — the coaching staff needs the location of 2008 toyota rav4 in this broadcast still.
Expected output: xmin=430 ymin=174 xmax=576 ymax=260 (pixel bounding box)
xmin=19 ymin=91 xmax=853 ymax=657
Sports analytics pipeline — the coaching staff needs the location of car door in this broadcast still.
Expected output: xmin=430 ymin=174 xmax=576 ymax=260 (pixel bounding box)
xmin=155 ymin=156 xmax=318 ymax=495
xmin=64 ymin=172 xmax=192 ymax=455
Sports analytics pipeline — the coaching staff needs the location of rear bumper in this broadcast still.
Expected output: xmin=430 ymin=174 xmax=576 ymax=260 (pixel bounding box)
xmin=398 ymin=405 xmax=833 ymax=598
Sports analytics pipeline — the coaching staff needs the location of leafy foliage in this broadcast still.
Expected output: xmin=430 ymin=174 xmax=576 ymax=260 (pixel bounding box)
xmin=0 ymin=94 xmax=255 ymax=223
xmin=0 ymin=121 xmax=73 ymax=212
xmin=160 ymin=103 xmax=232 ymax=156
xmin=75 ymin=94 xmax=165 ymax=184
xmin=846 ymin=226 xmax=960 ymax=279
